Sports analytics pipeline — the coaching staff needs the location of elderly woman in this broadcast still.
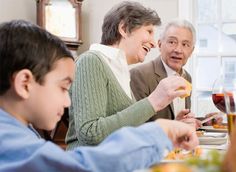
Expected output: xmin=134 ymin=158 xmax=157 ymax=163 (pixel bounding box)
xmin=66 ymin=1 xmax=190 ymax=149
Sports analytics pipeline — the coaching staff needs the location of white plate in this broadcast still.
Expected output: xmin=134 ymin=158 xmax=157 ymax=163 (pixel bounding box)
xmin=202 ymin=132 xmax=226 ymax=137
xmin=198 ymin=136 xmax=227 ymax=145
xmin=161 ymin=159 xmax=184 ymax=163
xmin=200 ymin=126 xmax=228 ymax=133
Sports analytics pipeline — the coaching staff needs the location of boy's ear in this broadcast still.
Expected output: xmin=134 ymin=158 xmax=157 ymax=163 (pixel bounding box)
xmin=13 ymin=69 xmax=34 ymax=99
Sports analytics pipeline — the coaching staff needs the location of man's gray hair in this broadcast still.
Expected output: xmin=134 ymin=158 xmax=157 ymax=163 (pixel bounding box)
xmin=159 ymin=19 xmax=196 ymax=45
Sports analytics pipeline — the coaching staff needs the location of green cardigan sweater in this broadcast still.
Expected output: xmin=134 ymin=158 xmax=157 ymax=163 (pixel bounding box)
xmin=66 ymin=50 xmax=155 ymax=149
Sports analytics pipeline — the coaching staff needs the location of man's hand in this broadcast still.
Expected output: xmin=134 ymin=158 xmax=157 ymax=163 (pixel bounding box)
xmin=175 ymin=109 xmax=193 ymax=120
xmin=148 ymin=76 xmax=189 ymax=112
xmin=176 ymin=109 xmax=202 ymax=129
xmin=156 ymin=119 xmax=199 ymax=150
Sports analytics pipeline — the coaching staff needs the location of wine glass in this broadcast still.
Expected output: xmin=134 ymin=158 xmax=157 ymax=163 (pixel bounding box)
xmin=212 ymin=74 xmax=226 ymax=113
xmin=212 ymin=71 xmax=236 ymax=137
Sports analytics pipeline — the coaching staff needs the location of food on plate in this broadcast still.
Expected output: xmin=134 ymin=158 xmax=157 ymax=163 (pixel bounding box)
xmin=153 ymin=149 xmax=225 ymax=172
xmin=152 ymin=163 xmax=192 ymax=172
xmin=187 ymin=150 xmax=224 ymax=172
xmin=213 ymin=124 xmax=228 ymax=129
xmin=164 ymin=147 xmax=202 ymax=160
xmin=177 ymin=79 xmax=192 ymax=98
xmin=196 ymin=130 xmax=204 ymax=137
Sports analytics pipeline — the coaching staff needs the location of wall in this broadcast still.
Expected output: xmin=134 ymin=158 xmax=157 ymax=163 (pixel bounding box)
xmin=0 ymin=0 xmax=178 ymax=60
xmin=0 ymin=0 xmax=36 ymax=23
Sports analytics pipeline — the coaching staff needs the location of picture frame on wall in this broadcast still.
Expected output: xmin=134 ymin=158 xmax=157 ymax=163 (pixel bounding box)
xmin=36 ymin=0 xmax=83 ymax=50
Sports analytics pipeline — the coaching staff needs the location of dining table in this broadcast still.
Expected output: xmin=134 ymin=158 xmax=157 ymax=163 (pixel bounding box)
xmin=134 ymin=126 xmax=229 ymax=172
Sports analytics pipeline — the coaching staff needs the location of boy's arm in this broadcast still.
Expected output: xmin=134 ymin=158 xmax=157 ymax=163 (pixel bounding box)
xmin=1 ymin=122 xmax=171 ymax=172
xmin=69 ymin=122 xmax=172 ymax=172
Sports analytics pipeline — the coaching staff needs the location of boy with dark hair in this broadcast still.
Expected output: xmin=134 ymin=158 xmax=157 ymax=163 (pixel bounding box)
xmin=0 ymin=20 xmax=198 ymax=172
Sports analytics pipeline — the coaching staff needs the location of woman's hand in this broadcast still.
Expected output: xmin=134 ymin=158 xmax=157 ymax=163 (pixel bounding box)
xmin=148 ymin=76 xmax=190 ymax=112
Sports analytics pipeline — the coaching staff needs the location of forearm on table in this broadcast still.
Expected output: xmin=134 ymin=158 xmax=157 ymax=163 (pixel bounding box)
xmin=71 ymin=122 xmax=172 ymax=172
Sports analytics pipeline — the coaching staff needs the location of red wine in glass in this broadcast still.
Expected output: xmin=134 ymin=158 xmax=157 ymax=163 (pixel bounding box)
xmin=212 ymin=74 xmax=236 ymax=136
xmin=212 ymin=93 xmax=235 ymax=113
xmin=212 ymin=93 xmax=226 ymax=113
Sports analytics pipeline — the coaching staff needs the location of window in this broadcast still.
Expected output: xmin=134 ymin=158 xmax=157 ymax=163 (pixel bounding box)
xmin=36 ymin=0 xmax=83 ymax=50
xmin=179 ymin=0 xmax=236 ymax=117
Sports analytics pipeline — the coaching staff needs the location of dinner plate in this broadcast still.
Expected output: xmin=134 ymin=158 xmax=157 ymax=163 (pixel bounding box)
xmin=200 ymin=126 xmax=228 ymax=133
xmin=199 ymin=136 xmax=227 ymax=145
xmin=161 ymin=159 xmax=184 ymax=163
xmin=202 ymin=132 xmax=226 ymax=137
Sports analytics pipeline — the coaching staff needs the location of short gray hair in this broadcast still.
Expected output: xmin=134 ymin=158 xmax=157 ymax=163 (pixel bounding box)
xmin=101 ymin=1 xmax=161 ymax=45
xmin=159 ymin=19 xmax=196 ymax=45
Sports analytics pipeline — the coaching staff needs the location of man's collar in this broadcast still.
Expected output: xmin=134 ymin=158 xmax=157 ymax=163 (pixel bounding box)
xmin=160 ymin=57 xmax=184 ymax=77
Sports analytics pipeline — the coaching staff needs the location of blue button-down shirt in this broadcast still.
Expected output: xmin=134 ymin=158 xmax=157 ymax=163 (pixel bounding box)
xmin=0 ymin=109 xmax=172 ymax=172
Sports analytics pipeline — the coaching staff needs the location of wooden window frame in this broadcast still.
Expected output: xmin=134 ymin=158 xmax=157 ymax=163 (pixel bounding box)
xmin=36 ymin=0 xmax=83 ymax=50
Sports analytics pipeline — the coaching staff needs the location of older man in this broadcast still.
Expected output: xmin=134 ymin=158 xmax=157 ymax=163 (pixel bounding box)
xmin=130 ymin=19 xmax=201 ymax=128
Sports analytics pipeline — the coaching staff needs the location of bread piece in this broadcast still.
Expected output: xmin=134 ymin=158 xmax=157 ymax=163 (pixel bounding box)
xmin=178 ymin=79 xmax=192 ymax=98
